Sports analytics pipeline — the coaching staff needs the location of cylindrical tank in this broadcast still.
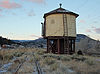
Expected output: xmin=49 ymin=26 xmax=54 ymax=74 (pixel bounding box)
xmin=43 ymin=6 xmax=79 ymax=37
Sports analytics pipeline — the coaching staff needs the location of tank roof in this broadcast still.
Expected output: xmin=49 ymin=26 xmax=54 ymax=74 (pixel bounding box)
xmin=44 ymin=7 xmax=79 ymax=18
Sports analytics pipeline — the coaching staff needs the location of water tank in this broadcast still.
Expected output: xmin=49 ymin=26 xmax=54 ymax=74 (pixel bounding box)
xmin=43 ymin=4 xmax=79 ymax=38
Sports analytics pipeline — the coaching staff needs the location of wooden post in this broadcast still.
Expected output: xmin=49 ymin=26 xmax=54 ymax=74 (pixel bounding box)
xmin=47 ymin=39 xmax=49 ymax=53
xmin=71 ymin=40 xmax=72 ymax=52
xmin=67 ymin=40 xmax=70 ymax=54
xmin=58 ymin=39 xmax=60 ymax=54
xmin=73 ymin=40 xmax=75 ymax=53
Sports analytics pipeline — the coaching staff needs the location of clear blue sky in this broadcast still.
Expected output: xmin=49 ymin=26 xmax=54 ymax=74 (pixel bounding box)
xmin=0 ymin=0 xmax=100 ymax=40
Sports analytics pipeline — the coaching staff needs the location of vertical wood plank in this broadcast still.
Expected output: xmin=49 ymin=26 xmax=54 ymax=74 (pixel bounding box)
xmin=58 ymin=39 xmax=60 ymax=54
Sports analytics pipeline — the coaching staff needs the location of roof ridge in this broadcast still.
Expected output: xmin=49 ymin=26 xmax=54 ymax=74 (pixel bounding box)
xmin=44 ymin=7 xmax=79 ymax=18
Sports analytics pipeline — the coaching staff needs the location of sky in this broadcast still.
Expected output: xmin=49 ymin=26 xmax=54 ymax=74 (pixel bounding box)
xmin=0 ymin=0 xmax=100 ymax=40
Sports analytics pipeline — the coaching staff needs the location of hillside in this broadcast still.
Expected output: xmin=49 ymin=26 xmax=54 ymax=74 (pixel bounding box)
xmin=0 ymin=36 xmax=16 ymax=46
xmin=21 ymin=34 xmax=100 ymax=54
xmin=76 ymin=34 xmax=100 ymax=54
xmin=1 ymin=34 xmax=99 ymax=54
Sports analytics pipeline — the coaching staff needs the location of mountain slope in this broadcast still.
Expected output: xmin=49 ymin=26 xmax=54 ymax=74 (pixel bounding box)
xmin=20 ymin=34 xmax=100 ymax=54
xmin=75 ymin=34 xmax=100 ymax=54
xmin=0 ymin=36 xmax=16 ymax=46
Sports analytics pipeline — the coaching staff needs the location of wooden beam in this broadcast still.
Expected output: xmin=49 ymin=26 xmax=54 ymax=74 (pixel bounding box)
xmin=58 ymin=39 xmax=60 ymax=54
xmin=71 ymin=40 xmax=72 ymax=52
xmin=73 ymin=40 xmax=75 ymax=53
xmin=47 ymin=39 xmax=49 ymax=53
xmin=44 ymin=36 xmax=76 ymax=39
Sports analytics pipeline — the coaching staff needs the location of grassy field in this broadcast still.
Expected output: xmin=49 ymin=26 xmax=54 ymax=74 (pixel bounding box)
xmin=0 ymin=48 xmax=100 ymax=74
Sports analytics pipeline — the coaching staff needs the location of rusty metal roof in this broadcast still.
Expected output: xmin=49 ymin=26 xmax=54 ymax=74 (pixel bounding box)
xmin=48 ymin=8 xmax=71 ymax=13
xmin=44 ymin=7 xmax=79 ymax=18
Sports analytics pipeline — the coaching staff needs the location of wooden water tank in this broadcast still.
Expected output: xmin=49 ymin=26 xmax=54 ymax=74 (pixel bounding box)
xmin=42 ymin=5 xmax=79 ymax=38
xmin=42 ymin=4 xmax=79 ymax=54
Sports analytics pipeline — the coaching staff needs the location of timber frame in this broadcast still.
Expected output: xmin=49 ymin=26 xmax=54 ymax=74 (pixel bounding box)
xmin=45 ymin=36 xmax=76 ymax=54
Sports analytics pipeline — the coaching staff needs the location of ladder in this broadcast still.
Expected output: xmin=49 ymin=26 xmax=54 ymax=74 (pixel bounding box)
xmin=63 ymin=14 xmax=69 ymax=54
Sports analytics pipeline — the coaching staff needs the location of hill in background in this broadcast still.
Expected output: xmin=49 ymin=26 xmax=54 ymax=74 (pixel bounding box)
xmin=0 ymin=34 xmax=100 ymax=55
xmin=76 ymin=34 xmax=100 ymax=54
xmin=0 ymin=36 xmax=16 ymax=46
xmin=21 ymin=34 xmax=100 ymax=55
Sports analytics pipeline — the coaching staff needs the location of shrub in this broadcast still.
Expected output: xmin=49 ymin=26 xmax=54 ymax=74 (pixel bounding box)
xmin=60 ymin=65 xmax=67 ymax=73
xmin=42 ymin=54 xmax=53 ymax=58
xmin=36 ymin=50 xmax=45 ymax=55
xmin=4 ymin=54 xmax=13 ymax=60
xmin=0 ymin=54 xmax=3 ymax=60
xmin=50 ymin=63 xmax=59 ymax=71
xmin=42 ymin=54 xmax=61 ymax=60
xmin=13 ymin=52 xmax=24 ymax=57
xmin=43 ymin=57 xmax=56 ymax=65
xmin=60 ymin=55 xmax=71 ymax=61
xmin=71 ymin=54 xmax=86 ymax=61
xmin=71 ymin=54 xmax=79 ymax=60
xmin=74 ymin=56 xmax=86 ymax=61
xmin=34 ymin=54 xmax=41 ymax=61
xmin=85 ymin=59 xmax=95 ymax=65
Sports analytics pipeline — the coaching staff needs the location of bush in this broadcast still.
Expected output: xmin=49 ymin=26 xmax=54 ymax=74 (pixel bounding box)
xmin=0 ymin=54 xmax=3 ymax=60
xmin=85 ymin=59 xmax=95 ymax=65
xmin=50 ymin=63 xmax=59 ymax=71
xmin=42 ymin=54 xmax=61 ymax=60
xmin=60 ymin=55 xmax=71 ymax=61
xmin=60 ymin=65 xmax=67 ymax=73
xmin=4 ymin=54 xmax=13 ymax=60
xmin=36 ymin=50 xmax=45 ymax=55
xmin=71 ymin=54 xmax=79 ymax=59
xmin=74 ymin=56 xmax=86 ymax=61
xmin=35 ymin=54 xmax=41 ymax=61
xmin=71 ymin=54 xmax=86 ymax=61
xmin=43 ymin=57 xmax=56 ymax=65
xmin=13 ymin=52 xmax=24 ymax=57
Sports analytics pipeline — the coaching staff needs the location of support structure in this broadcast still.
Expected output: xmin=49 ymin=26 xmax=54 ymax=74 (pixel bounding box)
xmin=46 ymin=36 xmax=75 ymax=54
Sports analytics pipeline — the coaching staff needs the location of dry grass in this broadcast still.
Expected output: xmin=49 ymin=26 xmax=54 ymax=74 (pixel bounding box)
xmin=36 ymin=50 xmax=100 ymax=74
xmin=0 ymin=48 xmax=34 ymax=64
xmin=0 ymin=48 xmax=100 ymax=74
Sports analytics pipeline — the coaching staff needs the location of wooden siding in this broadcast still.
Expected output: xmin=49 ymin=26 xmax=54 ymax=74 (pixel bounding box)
xmin=67 ymin=14 xmax=76 ymax=37
xmin=45 ymin=14 xmax=76 ymax=37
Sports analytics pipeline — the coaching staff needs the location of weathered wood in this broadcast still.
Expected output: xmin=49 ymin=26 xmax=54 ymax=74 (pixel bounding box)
xmin=42 ymin=6 xmax=78 ymax=54
xmin=46 ymin=37 xmax=75 ymax=54
xmin=73 ymin=40 xmax=75 ymax=53
xmin=47 ymin=39 xmax=49 ymax=53
xmin=58 ymin=39 xmax=60 ymax=54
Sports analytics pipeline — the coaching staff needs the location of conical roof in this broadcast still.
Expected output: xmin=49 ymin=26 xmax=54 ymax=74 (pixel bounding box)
xmin=44 ymin=6 xmax=79 ymax=18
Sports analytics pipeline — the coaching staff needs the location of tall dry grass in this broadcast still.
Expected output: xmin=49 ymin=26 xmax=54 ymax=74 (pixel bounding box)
xmin=0 ymin=48 xmax=100 ymax=74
